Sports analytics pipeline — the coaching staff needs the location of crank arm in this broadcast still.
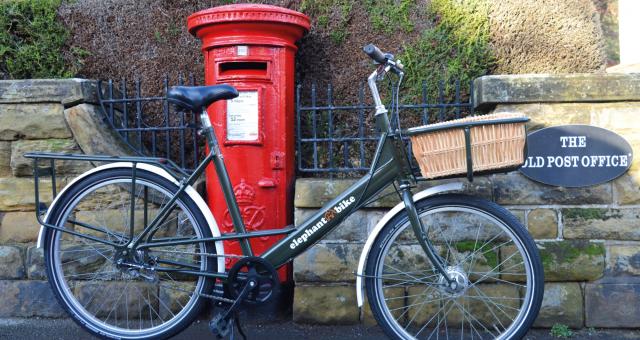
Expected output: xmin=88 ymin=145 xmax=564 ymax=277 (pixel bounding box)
xmin=215 ymin=278 xmax=256 ymax=323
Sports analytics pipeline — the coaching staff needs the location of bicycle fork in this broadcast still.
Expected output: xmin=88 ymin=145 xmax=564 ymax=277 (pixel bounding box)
xmin=399 ymin=185 xmax=453 ymax=284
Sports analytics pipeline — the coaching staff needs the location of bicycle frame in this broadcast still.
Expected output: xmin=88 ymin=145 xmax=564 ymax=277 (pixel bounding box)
xmin=27 ymin=68 xmax=451 ymax=283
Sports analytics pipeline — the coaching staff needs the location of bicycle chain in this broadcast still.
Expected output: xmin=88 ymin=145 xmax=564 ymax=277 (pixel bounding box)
xmin=163 ymin=281 xmax=236 ymax=304
xmin=148 ymin=248 xmax=244 ymax=304
xmin=149 ymin=248 xmax=247 ymax=259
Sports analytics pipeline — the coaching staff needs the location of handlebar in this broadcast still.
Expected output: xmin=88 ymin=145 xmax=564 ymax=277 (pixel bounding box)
xmin=363 ymin=44 xmax=387 ymax=64
xmin=363 ymin=43 xmax=404 ymax=74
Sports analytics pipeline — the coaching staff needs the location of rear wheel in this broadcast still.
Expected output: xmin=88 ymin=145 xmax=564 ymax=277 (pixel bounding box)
xmin=365 ymin=194 xmax=543 ymax=339
xmin=43 ymin=168 xmax=216 ymax=339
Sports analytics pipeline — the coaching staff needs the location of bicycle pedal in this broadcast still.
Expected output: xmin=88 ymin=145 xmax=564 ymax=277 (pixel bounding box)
xmin=209 ymin=315 xmax=232 ymax=338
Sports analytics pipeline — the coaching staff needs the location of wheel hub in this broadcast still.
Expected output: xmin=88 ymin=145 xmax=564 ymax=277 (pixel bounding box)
xmin=113 ymin=248 xmax=158 ymax=282
xmin=437 ymin=266 xmax=469 ymax=296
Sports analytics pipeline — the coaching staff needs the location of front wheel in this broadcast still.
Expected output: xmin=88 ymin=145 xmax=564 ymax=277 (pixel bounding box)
xmin=365 ymin=194 xmax=543 ymax=339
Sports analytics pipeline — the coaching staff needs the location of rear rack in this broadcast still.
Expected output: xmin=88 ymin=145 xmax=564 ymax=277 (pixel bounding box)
xmin=23 ymin=152 xmax=190 ymax=228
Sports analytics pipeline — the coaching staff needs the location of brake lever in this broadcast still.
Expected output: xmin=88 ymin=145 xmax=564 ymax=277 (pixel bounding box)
xmin=375 ymin=64 xmax=387 ymax=81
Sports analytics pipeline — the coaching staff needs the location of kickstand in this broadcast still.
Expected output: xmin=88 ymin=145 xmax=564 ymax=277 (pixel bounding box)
xmin=210 ymin=280 xmax=254 ymax=339
xmin=234 ymin=312 xmax=247 ymax=340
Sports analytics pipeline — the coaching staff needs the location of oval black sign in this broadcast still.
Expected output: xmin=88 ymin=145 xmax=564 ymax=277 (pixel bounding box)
xmin=519 ymin=125 xmax=633 ymax=187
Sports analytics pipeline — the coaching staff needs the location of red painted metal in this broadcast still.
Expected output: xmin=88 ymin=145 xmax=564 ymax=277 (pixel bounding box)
xmin=187 ymin=5 xmax=310 ymax=282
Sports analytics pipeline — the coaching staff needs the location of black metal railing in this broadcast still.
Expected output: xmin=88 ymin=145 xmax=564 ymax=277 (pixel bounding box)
xmin=97 ymin=75 xmax=202 ymax=173
xmin=96 ymin=77 xmax=474 ymax=176
xmin=296 ymin=80 xmax=474 ymax=174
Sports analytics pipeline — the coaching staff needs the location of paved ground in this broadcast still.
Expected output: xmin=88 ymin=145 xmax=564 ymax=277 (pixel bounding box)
xmin=2 ymin=317 xmax=640 ymax=339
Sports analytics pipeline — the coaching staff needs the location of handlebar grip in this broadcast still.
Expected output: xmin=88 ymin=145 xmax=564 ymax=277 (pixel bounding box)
xmin=363 ymin=44 xmax=387 ymax=64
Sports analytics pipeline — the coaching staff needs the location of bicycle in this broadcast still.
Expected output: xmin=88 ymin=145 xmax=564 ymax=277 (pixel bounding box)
xmin=26 ymin=44 xmax=543 ymax=340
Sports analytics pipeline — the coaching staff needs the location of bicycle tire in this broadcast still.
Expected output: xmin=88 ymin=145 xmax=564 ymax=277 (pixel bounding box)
xmin=365 ymin=194 xmax=543 ymax=339
xmin=43 ymin=167 xmax=216 ymax=339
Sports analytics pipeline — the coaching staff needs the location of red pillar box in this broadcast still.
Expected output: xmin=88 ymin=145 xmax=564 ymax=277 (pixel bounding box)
xmin=187 ymin=5 xmax=310 ymax=282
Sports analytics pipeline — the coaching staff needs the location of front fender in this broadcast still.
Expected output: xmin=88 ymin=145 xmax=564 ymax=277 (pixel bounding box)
xmin=355 ymin=182 xmax=464 ymax=307
xmin=36 ymin=162 xmax=226 ymax=273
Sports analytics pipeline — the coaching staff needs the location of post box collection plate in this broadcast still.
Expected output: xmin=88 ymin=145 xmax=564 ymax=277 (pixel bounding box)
xmin=227 ymin=91 xmax=259 ymax=141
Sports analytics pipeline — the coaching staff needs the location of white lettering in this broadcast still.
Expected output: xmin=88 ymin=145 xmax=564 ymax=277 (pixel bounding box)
xmin=289 ymin=196 xmax=356 ymax=249
xmin=578 ymin=136 xmax=587 ymax=147
xmin=560 ymin=136 xmax=587 ymax=148
xmin=581 ymin=156 xmax=590 ymax=167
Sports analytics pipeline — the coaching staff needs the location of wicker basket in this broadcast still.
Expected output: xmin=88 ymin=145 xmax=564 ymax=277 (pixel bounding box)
xmin=407 ymin=112 xmax=528 ymax=180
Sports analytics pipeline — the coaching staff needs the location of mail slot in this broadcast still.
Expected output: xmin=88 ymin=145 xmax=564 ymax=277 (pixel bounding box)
xmin=188 ymin=4 xmax=310 ymax=282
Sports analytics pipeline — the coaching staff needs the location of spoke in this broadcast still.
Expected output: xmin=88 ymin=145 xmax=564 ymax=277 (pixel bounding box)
xmin=64 ymin=270 xmax=119 ymax=279
xmin=468 ymin=251 xmax=524 ymax=289
xmin=466 ymin=225 xmax=483 ymax=273
xmin=384 ymin=263 xmax=423 ymax=282
xmin=423 ymin=298 xmax=456 ymax=339
xmin=469 ymin=286 xmax=508 ymax=332
xmin=457 ymin=231 xmax=508 ymax=266
xmin=473 ymin=286 xmax=519 ymax=320
xmin=453 ymin=298 xmax=493 ymax=339
xmin=103 ymin=280 xmax=130 ymax=324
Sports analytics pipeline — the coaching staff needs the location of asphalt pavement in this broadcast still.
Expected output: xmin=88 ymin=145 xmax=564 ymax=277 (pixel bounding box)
xmin=2 ymin=317 xmax=640 ymax=340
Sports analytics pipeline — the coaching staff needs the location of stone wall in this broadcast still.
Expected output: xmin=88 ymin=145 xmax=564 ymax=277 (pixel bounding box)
xmin=0 ymin=79 xmax=132 ymax=318
xmin=292 ymin=73 xmax=640 ymax=329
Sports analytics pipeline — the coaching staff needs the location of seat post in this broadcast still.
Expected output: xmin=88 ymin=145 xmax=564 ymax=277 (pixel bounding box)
xmin=199 ymin=107 xmax=218 ymax=153
xmin=199 ymin=107 xmax=253 ymax=256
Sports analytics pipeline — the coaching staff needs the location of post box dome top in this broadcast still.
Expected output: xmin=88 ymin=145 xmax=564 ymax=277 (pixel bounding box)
xmin=187 ymin=4 xmax=310 ymax=36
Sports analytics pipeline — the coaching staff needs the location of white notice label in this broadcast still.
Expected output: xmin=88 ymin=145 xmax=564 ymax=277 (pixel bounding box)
xmin=227 ymin=91 xmax=259 ymax=141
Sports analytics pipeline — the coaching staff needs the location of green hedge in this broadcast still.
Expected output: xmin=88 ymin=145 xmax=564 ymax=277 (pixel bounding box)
xmin=400 ymin=0 xmax=493 ymax=101
xmin=0 ymin=0 xmax=86 ymax=79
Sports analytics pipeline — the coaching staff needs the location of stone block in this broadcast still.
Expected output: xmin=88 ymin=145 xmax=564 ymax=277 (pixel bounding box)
xmin=563 ymin=208 xmax=640 ymax=240
xmin=74 ymin=209 xmax=154 ymax=238
xmin=590 ymin=102 xmax=640 ymax=132
xmin=0 ymin=141 xmax=11 ymax=176
xmin=0 ymin=280 xmax=65 ymax=317
xmin=474 ymin=74 xmax=640 ymax=109
xmin=294 ymin=177 xmax=492 ymax=209
xmin=493 ymin=172 xmax=611 ymax=205
xmin=294 ymin=208 xmax=367 ymax=242
xmin=74 ymin=281 xmax=158 ymax=318
xmin=294 ymin=243 xmax=361 ymax=283
xmin=0 ymin=104 xmax=71 ymax=140
xmin=26 ymin=246 xmax=46 ymax=280
xmin=0 ymin=245 xmax=25 ymax=279
xmin=0 ymin=211 xmax=41 ymax=243
xmin=11 ymin=139 xmax=89 ymax=176
xmin=0 ymin=177 xmax=55 ymax=211
xmin=0 ymin=78 xmax=97 ymax=104
xmin=493 ymin=103 xmax=590 ymax=132
xmin=361 ymin=287 xmax=404 ymax=326
xmin=605 ymin=243 xmax=640 ymax=279
xmin=508 ymin=209 xmax=525 ymax=225
xmin=585 ymin=283 xmax=640 ymax=328
xmin=293 ymin=285 xmax=358 ymax=324
xmin=64 ymin=103 xmax=134 ymax=157
xmin=527 ymin=209 xmax=557 ymax=239
xmin=534 ymin=282 xmax=583 ymax=328
xmin=536 ymin=240 xmax=605 ymax=281
xmin=159 ymin=281 xmax=198 ymax=320
xmin=613 ymin=170 xmax=640 ymax=205
xmin=406 ymin=283 xmax=520 ymax=327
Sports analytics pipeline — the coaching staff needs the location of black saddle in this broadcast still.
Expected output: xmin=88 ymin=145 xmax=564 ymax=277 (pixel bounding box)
xmin=167 ymin=84 xmax=239 ymax=111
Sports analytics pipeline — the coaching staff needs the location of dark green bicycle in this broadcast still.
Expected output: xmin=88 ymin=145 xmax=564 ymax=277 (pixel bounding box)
xmin=26 ymin=44 xmax=543 ymax=339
